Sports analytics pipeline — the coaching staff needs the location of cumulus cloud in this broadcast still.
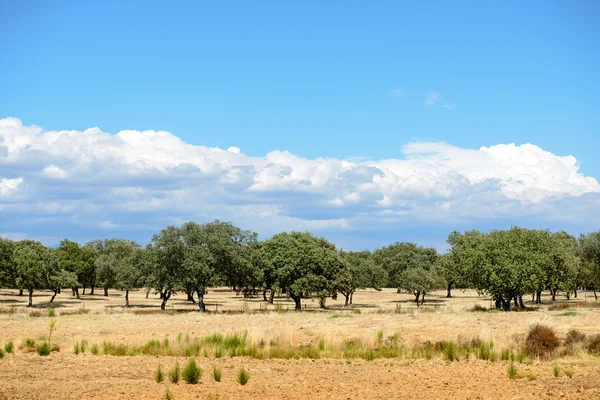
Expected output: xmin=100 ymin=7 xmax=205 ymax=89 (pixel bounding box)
xmin=0 ymin=117 xmax=599 ymax=248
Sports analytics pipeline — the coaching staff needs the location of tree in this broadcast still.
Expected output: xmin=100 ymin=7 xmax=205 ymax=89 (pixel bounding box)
xmin=115 ymin=247 xmax=146 ymax=307
xmin=56 ymin=239 xmax=87 ymax=298
xmin=397 ymin=267 xmax=446 ymax=306
xmin=148 ymin=226 xmax=185 ymax=310
xmin=262 ymin=232 xmax=347 ymax=311
xmin=0 ymin=237 xmax=16 ymax=289
xmin=579 ymin=232 xmax=600 ymax=300
xmin=338 ymin=250 xmax=387 ymax=306
xmin=373 ymin=242 xmax=438 ymax=289
xmin=14 ymin=240 xmax=54 ymax=307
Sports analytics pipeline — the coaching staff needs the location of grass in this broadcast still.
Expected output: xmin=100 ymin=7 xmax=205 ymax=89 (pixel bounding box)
xmin=48 ymin=308 xmax=55 ymax=317
xmin=164 ymin=388 xmax=174 ymax=400
xmin=182 ymin=358 xmax=202 ymax=384
xmin=213 ymin=365 xmax=222 ymax=382
xmin=564 ymin=368 xmax=574 ymax=378
xmin=36 ymin=342 xmax=51 ymax=356
xmin=168 ymin=361 xmax=181 ymax=383
xmin=557 ymin=310 xmax=578 ymax=317
xmin=237 ymin=368 xmax=250 ymax=385
xmin=553 ymin=364 xmax=560 ymax=377
xmin=507 ymin=361 xmax=518 ymax=379
xmin=91 ymin=343 xmax=99 ymax=355
xmin=155 ymin=363 xmax=165 ymax=383
xmin=5 ymin=341 xmax=14 ymax=354
xmin=0 ymin=348 xmax=4 ymax=359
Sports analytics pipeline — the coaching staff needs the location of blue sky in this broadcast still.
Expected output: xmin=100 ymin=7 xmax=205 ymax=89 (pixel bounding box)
xmin=1 ymin=1 xmax=599 ymax=250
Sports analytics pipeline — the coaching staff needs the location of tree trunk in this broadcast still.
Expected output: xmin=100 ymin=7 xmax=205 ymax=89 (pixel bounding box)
xmin=125 ymin=290 xmax=129 ymax=308
xmin=446 ymin=282 xmax=453 ymax=298
xmin=160 ymin=291 xmax=171 ymax=311
xmin=350 ymin=291 xmax=354 ymax=304
xmin=146 ymin=288 xmax=151 ymax=299
xmin=414 ymin=291 xmax=421 ymax=305
xmin=593 ymin=288 xmax=598 ymax=301
xmin=344 ymin=293 xmax=350 ymax=306
xmin=19 ymin=289 xmax=23 ymax=296
xmin=104 ymin=287 xmax=109 ymax=297
xmin=536 ymin=291 xmax=542 ymax=304
xmin=502 ymin=298 xmax=511 ymax=312
xmin=269 ymin=290 xmax=275 ymax=304
xmin=74 ymin=287 xmax=80 ymax=300
xmin=91 ymin=286 xmax=95 ymax=295
xmin=290 ymin=295 xmax=302 ymax=311
xmin=566 ymin=292 xmax=571 ymax=300
xmin=186 ymin=289 xmax=195 ymax=303
xmin=495 ymin=298 xmax=502 ymax=310
xmin=82 ymin=286 xmax=86 ymax=295
xmin=574 ymin=288 xmax=577 ymax=298
xmin=519 ymin=295 xmax=525 ymax=309
xmin=50 ymin=290 xmax=58 ymax=303
xmin=551 ymin=290 xmax=556 ymax=301
xmin=319 ymin=297 xmax=326 ymax=309
xmin=263 ymin=289 xmax=268 ymax=302
xmin=196 ymin=288 xmax=206 ymax=313
xmin=28 ymin=289 xmax=33 ymax=307
xmin=72 ymin=288 xmax=76 ymax=296
xmin=421 ymin=292 xmax=426 ymax=306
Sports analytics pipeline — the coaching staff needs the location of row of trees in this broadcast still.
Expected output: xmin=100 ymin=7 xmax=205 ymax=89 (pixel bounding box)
xmin=1 ymin=222 xmax=599 ymax=311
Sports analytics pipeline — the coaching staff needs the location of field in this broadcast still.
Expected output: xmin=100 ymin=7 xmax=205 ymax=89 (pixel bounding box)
xmin=1 ymin=288 xmax=600 ymax=400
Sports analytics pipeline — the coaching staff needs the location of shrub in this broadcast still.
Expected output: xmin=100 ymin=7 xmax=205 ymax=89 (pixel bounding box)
xmin=169 ymin=361 xmax=181 ymax=384
xmin=48 ymin=308 xmax=55 ymax=317
xmin=182 ymin=358 xmax=202 ymax=384
xmin=5 ymin=341 xmax=14 ymax=354
xmin=584 ymin=334 xmax=600 ymax=355
xmin=213 ymin=365 xmax=222 ymax=382
xmin=470 ymin=304 xmax=488 ymax=312
xmin=91 ymin=343 xmax=99 ymax=355
xmin=237 ymin=368 xmax=250 ymax=385
xmin=36 ymin=342 xmax=51 ymax=356
xmin=553 ymin=364 xmax=560 ymax=377
xmin=524 ymin=325 xmax=560 ymax=358
xmin=507 ymin=361 xmax=518 ymax=379
xmin=564 ymin=330 xmax=586 ymax=345
xmin=25 ymin=338 xmax=36 ymax=348
xmin=165 ymin=388 xmax=174 ymax=400
xmin=155 ymin=363 xmax=165 ymax=383
xmin=0 ymin=348 xmax=4 ymax=359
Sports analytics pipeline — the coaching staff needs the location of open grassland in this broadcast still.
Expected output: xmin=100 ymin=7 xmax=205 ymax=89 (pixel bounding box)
xmin=1 ymin=288 xmax=600 ymax=399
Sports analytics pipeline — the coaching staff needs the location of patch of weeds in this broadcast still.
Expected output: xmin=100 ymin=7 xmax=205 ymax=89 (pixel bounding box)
xmin=553 ymin=364 xmax=560 ymax=377
xmin=317 ymin=337 xmax=325 ymax=351
xmin=507 ymin=361 xmax=518 ymax=379
xmin=442 ymin=341 xmax=459 ymax=362
xmin=5 ymin=341 xmax=14 ymax=354
xmin=557 ymin=310 xmax=578 ymax=317
xmin=164 ymin=388 xmax=174 ymax=400
xmin=155 ymin=363 xmax=165 ymax=383
xmin=48 ymin=308 xmax=55 ymax=317
xmin=91 ymin=343 xmax=99 ymax=355
xmin=213 ymin=365 xmax=222 ymax=382
xmin=353 ymin=308 xmax=361 ymax=314
xmin=331 ymin=312 xmax=353 ymax=319
xmin=586 ymin=334 xmax=600 ymax=354
xmin=565 ymin=329 xmax=586 ymax=345
xmin=25 ymin=338 xmax=36 ymax=349
xmin=0 ymin=348 xmax=4 ymax=359
xmin=169 ymin=361 xmax=181 ymax=384
xmin=564 ymin=368 xmax=574 ymax=378
xmin=237 ymin=368 xmax=250 ymax=385
xmin=182 ymin=358 xmax=202 ymax=384
xmin=36 ymin=342 xmax=51 ymax=356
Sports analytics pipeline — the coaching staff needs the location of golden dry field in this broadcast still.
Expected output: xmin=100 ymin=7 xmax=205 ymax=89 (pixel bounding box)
xmin=1 ymin=288 xmax=599 ymax=400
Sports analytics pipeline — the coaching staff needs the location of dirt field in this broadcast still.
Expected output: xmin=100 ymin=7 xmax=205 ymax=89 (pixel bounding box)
xmin=1 ymin=288 xmax=599 ymax=399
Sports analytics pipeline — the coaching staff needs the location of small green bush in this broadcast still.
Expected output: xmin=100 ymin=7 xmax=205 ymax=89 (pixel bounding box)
xmin=0 ymin=348 xmax=4 ymax=359
xmin=237 ymin=368 xmax=250 ymax=385
xmin=155 ymin=363 xmax=165 ymax=383
xmin=36 ymin=342 xmax=51 ymax=356
xmin=5 ymin=341 xmax=14 ymax=354
xmin=165 ymin=388 xmax=174 ymax=400
xmin=169 ymin=361 xmax=181 ymax=384
xmin=48 ymin=308 xmax=55 ymax=317
xmin=25 ymin=338 xmax=36 ymax=348
xmin=553 ymin=364 xmax=560 ymax=377
xmin=91 ymin=343 xmax=99 ymax=355
xmin=507 ymin=361 xmax=518 ymax=379
xmin=182 ymin=358 xmax=202 ymax=384
xmin=212 ymin=365 xmax=222 ymax=382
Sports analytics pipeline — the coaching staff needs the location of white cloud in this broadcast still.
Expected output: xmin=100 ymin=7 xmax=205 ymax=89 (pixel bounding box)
xmin=1 ymin=117 xmax=599 ymax=247
xmin=391 ymin=89 xmax=410 ymax=99
xmin=43 ymin=165 xmax=68 ymax=179
xmin=0 ymin=177 xmax=23 ymax=196
xmin=424 ymin=91 xmax=441 ymax=106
